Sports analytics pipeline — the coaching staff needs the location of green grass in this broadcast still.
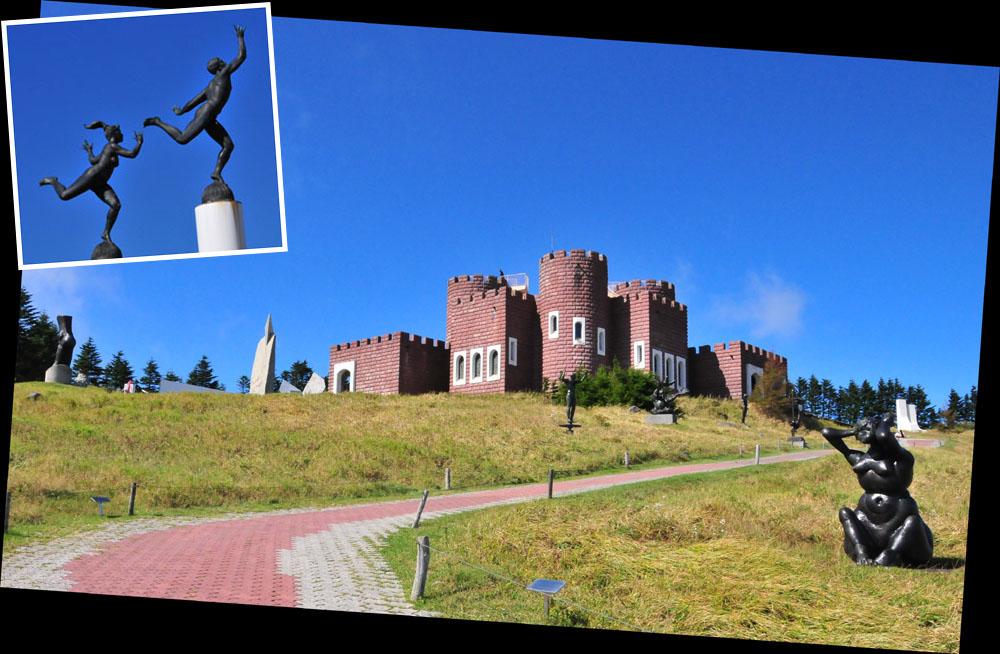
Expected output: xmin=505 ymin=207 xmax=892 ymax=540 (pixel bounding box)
xmin=8 ymin=382 xmax=811 ymax=552
xmin=382 ymin=427 xmax=972 ymax=652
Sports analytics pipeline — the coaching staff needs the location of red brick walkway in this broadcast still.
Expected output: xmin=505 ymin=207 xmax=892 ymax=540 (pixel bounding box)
xmin=60 ymin=450 xmax=837 ymax=606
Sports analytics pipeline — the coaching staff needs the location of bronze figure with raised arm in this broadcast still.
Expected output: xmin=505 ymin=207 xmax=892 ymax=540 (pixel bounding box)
xmin=40 ymin=121 xmax=143 ymax=245
xmin=143 ymin=25 xmax=246 ymax=184
xmin=821 ymin=413 xmax=933 ymax=567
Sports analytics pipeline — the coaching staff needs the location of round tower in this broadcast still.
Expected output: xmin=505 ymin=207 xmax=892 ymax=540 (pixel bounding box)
xmin=536 ymin=249 xmax=609 ymax=383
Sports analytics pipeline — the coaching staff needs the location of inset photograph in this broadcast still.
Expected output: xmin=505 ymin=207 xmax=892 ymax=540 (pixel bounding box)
xmin=5 ymin=3 xmax=285 ymax=268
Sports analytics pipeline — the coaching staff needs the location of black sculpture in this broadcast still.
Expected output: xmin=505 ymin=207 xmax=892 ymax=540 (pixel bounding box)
xmin=821 ymin=413 xmax=933 ymax=567
xmin=143 ymin=25 xmax=246 ymax=202
xmin=40 ymin=121 xmax=143 ymax=259
xmin=790 ymin=391 xmax=804 ymax=437
xmin=741 ymin=393 xmax=749 ymax=424
xmin=651 ymin=379 xmax=686 ymax=415
xmin=558 ymin=370 xmax=583 ymax=433
xmin=54 ymin=315 xmax=76 ymax=366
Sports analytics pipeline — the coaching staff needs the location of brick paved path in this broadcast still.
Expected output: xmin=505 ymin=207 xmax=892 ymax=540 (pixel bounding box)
xmin=3 ymin=447 xmax=919 ymax=614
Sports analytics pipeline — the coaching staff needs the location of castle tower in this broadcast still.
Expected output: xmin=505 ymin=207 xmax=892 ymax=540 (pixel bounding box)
xmin=536 ymin=249 xmax=611 ymax=384
xmin=446 ymin=274 xmax=505 ymax=343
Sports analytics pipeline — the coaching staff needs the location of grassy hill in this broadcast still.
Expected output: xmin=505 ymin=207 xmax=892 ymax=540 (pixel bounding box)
xmin=381 ymin=426 xmax=972 ymax=651
xmin=10 ymin=381 xmax=829 ymax=549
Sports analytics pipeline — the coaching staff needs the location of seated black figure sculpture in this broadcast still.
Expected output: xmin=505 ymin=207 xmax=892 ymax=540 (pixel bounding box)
xmin=40 ymin=121 xmax=143 ymax=253
xmin=821 ymin=413 xmax=933 ymax=567
xmin=651 ymin=379 xmax=687 ymax=415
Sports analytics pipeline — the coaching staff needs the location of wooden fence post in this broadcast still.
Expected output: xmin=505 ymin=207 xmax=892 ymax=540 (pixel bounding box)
xmin=413 ymin=490 xmax=430 ymax=528
xmin=445 ymin=468 xmax=451 ymax=491
xmin=128 ymin=482 xmax=137 ymax=516
xmin=4 ymin=491 xmax=10 ymax=533
xmin=625 ymin=451 xmax=630 ymax=469
xmin=411 ymin=536 xmax=430 ymax=601
xmin=548 ymin=469 xmax=554 ymax=499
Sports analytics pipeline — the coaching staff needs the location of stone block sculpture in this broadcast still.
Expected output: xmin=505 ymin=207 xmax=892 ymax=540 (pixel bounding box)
xmin=303 ymin=373 xmax=326 ymax=395
xmin=249 ymin=314 xmax=275 ymax=395
xmin=821 ymin=413 xmax=933 ymax=567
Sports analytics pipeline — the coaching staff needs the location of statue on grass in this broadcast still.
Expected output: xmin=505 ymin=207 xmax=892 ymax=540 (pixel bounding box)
xmin=821 ymin=413 xmax=933 ymax=567
xmin=40 ymin=122 xmax=143 ymax=259
xmin=558 ymin=370 xmax=584 ymax=433
xmin=650 ymin=379 xmax=687 ymax=415
xmin=143 ymin=25 xmax=246 ymax=203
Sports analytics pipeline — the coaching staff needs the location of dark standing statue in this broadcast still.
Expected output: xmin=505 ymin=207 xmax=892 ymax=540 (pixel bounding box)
xmin=44 ymin=315 xmax=76 ymax=383
xmin=741 ymin=393 xmax=749 ymax=424
xmin=821 ymin=413 xmax=933 ymax=567
xmin=40 ymin=122 xmax=143 ymax=259
xmin=144 ymin=25 xmax=246 ymax=202
xmin=54 ymin=315 xmax=76 ymax=366
xmin=558 ymin=370 xmax=583 ymax=432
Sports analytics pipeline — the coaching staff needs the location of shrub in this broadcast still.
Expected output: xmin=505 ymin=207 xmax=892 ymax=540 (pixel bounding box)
xmin=550 ymin=360 xmax=658 ymax=410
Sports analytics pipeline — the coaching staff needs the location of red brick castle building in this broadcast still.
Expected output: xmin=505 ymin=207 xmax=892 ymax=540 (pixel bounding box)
xmin=328 ymin=249 xmax=786 ymax=398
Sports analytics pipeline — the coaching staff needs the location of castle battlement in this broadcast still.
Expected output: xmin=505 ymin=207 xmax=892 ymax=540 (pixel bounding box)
xmin=334 ymin=247 xmax=785 ymax=399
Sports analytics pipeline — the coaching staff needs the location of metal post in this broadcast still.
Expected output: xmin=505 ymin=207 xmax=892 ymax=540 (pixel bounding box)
xmin=625 ymin=451 xmax=630 ymax=469
xmin=128 ymin=482 xmax=137 ymax=516
xmin=544 ymin=593 xmax=551 ymax=617
xmin=445 ymin=467 xmax=451 ymax=491
xmin=739 ymin=443 xmax=743 ymax=458
xmin=548 ymin=469 xmax=554 ymax=499
xmin=413 ymin=490 xmax=430 ymax=528
xmin=4 ymin=491 xmax=10 ymax=533
xmin=755 ymin=444 xmax=760 ymax=465
xmin=411 ymin=536 xmax=430 ymax=601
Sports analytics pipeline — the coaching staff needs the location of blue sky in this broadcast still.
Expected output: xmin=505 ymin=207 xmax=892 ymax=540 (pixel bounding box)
xmin=11 ymin=2 xmax=996 ymax=411
xmin=7 ymin=4 xmax=282 ymax=265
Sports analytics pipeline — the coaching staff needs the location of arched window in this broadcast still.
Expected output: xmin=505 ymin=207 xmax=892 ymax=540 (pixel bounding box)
xmin=455 ymin=355 xmax=465 ymax=381
xmin=489 ymin=350 xmax=499 ymax=377
xmin=337 ymin=370 xmax=351 ymax=393
xmin=548 ymin=311 xmax=559 ymax=338
xmin=472 ymin=352 xmax=482 ymax=379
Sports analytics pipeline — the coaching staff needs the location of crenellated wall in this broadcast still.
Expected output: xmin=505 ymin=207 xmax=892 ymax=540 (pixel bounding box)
xmin=687 ymin=340 xmax=787 ymax=398
xmin=329 ymin=248 xmax=786 ymax=399
xmin=329 ymin=331 xmax=448 ymax=395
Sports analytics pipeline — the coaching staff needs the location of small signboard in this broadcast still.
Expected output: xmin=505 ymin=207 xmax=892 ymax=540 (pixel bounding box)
xmin=90 ymin=496 xmax=110 ymax=516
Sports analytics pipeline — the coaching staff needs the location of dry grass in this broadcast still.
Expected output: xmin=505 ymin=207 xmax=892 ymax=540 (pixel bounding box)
xmin=8 ymin=382 xmax=802 ymax=549
xmin=383 ymin=427 xmax=972 ymax=652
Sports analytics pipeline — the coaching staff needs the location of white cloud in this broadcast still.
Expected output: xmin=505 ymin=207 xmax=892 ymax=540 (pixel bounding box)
xmin=710 ymin=272 xmax=806 ymax=339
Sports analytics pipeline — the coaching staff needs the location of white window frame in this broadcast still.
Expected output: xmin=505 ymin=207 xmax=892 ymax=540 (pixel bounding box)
xmin=332 ymin=361 xmax=355 ymax=394
xmin=508 ymin=337 xmax=518 ymax=366
xmin=633 ymin=341 xmax=645 ymax=369
xmin=746 ymin=363 xmax=764 ymax=397
xmin=572 ymin=317 xmax=586 ymax=345
xmin=470 ymin=347 xmax=485 ymax=383
xmin=596 ymin=327 xmax=606 ymax=356
xmin=548 ymin=311 xmax=560 ymax=339
xmin=453 ymin=350 xmax=468 ymax=385
xmin=487 ymin=344 xmax=502 ymax=381
xmin=664 ymin=353 xmax=675 ymax=387
xmin=676 ymin=356 xmax=687 ymax=391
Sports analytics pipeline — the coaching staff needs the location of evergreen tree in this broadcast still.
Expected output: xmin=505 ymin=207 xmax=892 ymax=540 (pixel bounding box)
xmin=72 ymin=337 xmax=104 ymax=386
xmin=187 ymin=355 xmax=220 ymax=388
xmin=104 ymin=350 xmax=134 ymax=390
xmin=966 ymin=385 xmax=977 ymax=423
xmin=237 ymin=375 xmax=250 ymax=394
xmin=164 ymin=370 xmax=181 ymax=382
xmin=795 ymin=377 xmax=808 ymax=403
xmin=139 ymin=358 xmax=162 ymax=392
xmin=16 ymin=289 xmax=63 ymax=382
xmin=749 ymin=359 xmax=792 ymax=420
xmin=842 ymin=380 xmax=862 ymax=424
xmin=806 ymin=376 xmax=822 ymax=416
xmin=859 ymin=380 xmax=876 ymax=418
xmin=280 ymin=360 xmax=313 ymax=390
xmin=820 ymin=378 xmax=836 ymax=419
xmin=875 ymin=378 xmax=891 ymax=415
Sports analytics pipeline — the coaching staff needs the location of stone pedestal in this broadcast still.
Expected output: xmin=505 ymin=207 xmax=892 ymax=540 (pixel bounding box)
xmin=195 ymin=201 xmax=246 ymax=253
xmin=44 ymin=364 xmax=73 ymax=384
xmin=646 ymin=414 xmax=677 ymax=425
xmin=91 ymin=240 xmax=123 ymax=260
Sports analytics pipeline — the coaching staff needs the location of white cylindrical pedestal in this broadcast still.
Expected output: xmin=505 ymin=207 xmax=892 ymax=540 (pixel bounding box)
xmin=195 ymin=200 xmax=246 ymax=253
